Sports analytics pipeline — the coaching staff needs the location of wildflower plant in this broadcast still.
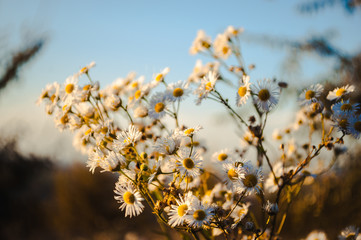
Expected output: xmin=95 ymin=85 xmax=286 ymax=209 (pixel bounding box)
xmin=37 ymin=27 xmax=360 ymax=239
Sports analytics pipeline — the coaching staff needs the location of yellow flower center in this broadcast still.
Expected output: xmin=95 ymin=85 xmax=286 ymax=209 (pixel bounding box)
xmin=177 ymin=204 xmax=188 ymax=217
xmin=205 ymin=82 xmax=213 ymax=91
xmin=100 ymin=126 xmax=108 ymax=134
xmin=305 ymin=90 xmax=315 ymax=100
xmin=184 ymin=128 xmax=194 ymax=135
xmin=227 ymin=168 xmax=238 ymax=180
xmin=83 ymin=84 xmax=91 ymax=91
xmin=80 ymin=67 xmax=88 ymax=73
xmin=154 ymin=102 xmax=165 ymax=113
xmin=60 ymin=114 xmax=69 ymax=124
xmin=340 ymin=103 xmax=352 ymax=111
xmin=222 ymin=46 xmax=230 ymax=55
xmin=339 ymin=119 xmax=348 ymax=129
xmin=258 ymin=89 xmax=270 ymax=101
xmin=123 ymin=191 xmax=135 ymax=204
xmin=85 ymin=128 xmax=92 ymax=135
xmin=354 ymin=121 xmax=361 ymax=132
xmin=193 ymin=209 xmax=206 ymax=221
xmin=173 ymin=88 xmax=184 ymax=97
xmin=183 ymin=158 xmax=195 ymax=170
xmin=155 ymin=73 xmax=163 ymax=82
xmin=131 ymin=82 xmax=138 ymax=88
xmin=135 ymin=90 xmax=142 ymax=99
xmin=201 ymin=41 xmax=211 ymax=49
xmin=217 ymin=153 xmax=228 ymax=161
xmin=238 ymin=86 xmax=248 ymax=97
xmin=242 ymin=173 xmax=258 ymax=188
xmin=65 ymin=84 xmax=74 ymax=94
xmin=336 ymin=88 xmax=346 ymax=97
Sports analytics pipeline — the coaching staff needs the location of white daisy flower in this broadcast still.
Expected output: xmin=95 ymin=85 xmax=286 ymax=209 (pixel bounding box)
xmin=212 ymin=148 xmax=233 ymax=165
xmin=236 ymin=163 xmax=263 ymax=195
xmin=194 ymin=71 xmax=218 ymax=105
xmin=236 ymin=75 xmax=251 ymax=106
xmin=99 ymin=151 xmax=126 ymax=172
xmin=348 ymin=114 xmax=361 ymax=139
xmin=179 ymin=175 xmax=201 ymax=190
xmin=87 ymin=147 xmax=105 ymax=174
xmin=214 ymin=33 xmax=232 ymax=59
xmin=114 ymin=183 xmax=144 ymax=218
xmin=166 ymin=80 xmax=190 ymax=102
xmin=252 ymin=79 xmax=280 ymax=112
xmin=174 ymin=148 xmax=203 ymax=178
xmin=104 ymin=94 xmax=122 ymax=111
xmin=338 ymin=226 xmax=359 ymax=240
xmin=189 ymin=30 xmax=212 ymax=55
xmin=117 ymin=125 xmax=142 ymax=145
xmin=148 ymin=93 xmax=169 ymax=120
xmin=224 ymin=25 xmax=244 ymax=39
xmin=78 ymin=61 xmax=96 ymax=75
xmin=222 ymin=162 xmax=244 ymax=190
xmin=332 ymin=100 xmax=359 ymax=116
xmin=332 ymin=112 xmax=351 ymax=134
xmin=153 ymin=134 xmax=182 ymax=155
xmin=54 ymin=112 xmax=70 ymax=131
xmin=133 ymin=105 xmax=148 ymax=118
xmin=153 ymin=67 xmax=170 ymax=84
xmin=36 ymin=82 xmax=60 ymax=106
xmin=299 ymin=84 xmax=324 ymax=106
xmin=230 ymin=202 xmax=250 ymax=225
xmin=168 ymin=192 xmax=195 ymax=227
xmin=327 ymin=84 xmax=355 ymax=101
xmin=185 ymin=199 xmax=214 ymax=229
xmin=305 ymin=230 xmax=328 ymax=240
xmin=177 ymin=125 xmax=203 ymax=137
xmin=62 ymin=75 xmax=79 ymax=101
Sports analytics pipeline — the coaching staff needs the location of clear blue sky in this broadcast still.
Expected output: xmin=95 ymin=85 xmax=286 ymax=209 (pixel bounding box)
xmin=0 ymin=0 xmax=360 ymax=162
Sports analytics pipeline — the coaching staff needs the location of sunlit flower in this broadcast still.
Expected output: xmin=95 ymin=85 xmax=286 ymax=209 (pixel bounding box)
xmin=327 ymin=85 xmax=355 ymax=101
xmin=166 ymin=80 xmax=190 ymax=102
xmin=299 ymin=84 xmax=324 ymax=106
xmin=185 ymin=199 xmax=214 ymax=229
xmin=194 ymin=71 xmax=219 ymax=105
xmin=252 ymin=79 xmax=279 ymax=112
xmin=190 ymin=30 xmax=212 ymax=55
xmin=168 ymin=192 xmax=196 ymax=227
xmin=148 ymin=93 xmax=169 ymax=119
xmin=152 ymin=67 xmax=170 ymax=86
xmin=87 ymin=147 xmax=105 ymax=174
xmin=177 ymin=125 xmax=203 ymax=137
xmin=114 ymin=182 xmax=144 ymax=218
xmin=212 ymin=148 xmax=233 ymax=165
xmin=236 ymin=163 xmax=263 ymax=195
xmin=117 ymin=125 xmax=142 ymax=145
xmin=153 ymin=134 xmax=182 ymax=155
xmin=174 ymin=148 xmax=203 ymax=178
xmin=236 ymin=75 xmax=251 ymax=106
xmin=99 ymin=151 xmax=126 ymax=172
xmin=224 ymin=25 xmax=244 ymax=39
xmin=179 ymin=175 xmax=201 ymax=190
xmin=78 ymin=61 xmax=96 ymax=75
xmin=230 ymin=202 xmax=250 ymax=225
xmin=214 ymin=34 xmax=232 ymax=59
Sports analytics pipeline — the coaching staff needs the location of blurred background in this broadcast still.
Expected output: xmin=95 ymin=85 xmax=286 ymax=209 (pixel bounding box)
xmin=1 ymin=0 xmax=361 ymax=239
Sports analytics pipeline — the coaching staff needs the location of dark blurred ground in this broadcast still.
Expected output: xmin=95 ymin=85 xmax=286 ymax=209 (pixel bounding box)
xmin=0 ymin=140 xmax=160 ymax=240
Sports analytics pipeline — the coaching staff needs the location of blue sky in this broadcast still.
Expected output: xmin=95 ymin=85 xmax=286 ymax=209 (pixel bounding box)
xmin=0 ymin=0 xmax=360 ymax=162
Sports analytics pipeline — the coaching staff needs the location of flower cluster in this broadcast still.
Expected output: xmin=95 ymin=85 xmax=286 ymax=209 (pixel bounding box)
xmin=37 ymin=26 xmax=360 ymax=239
